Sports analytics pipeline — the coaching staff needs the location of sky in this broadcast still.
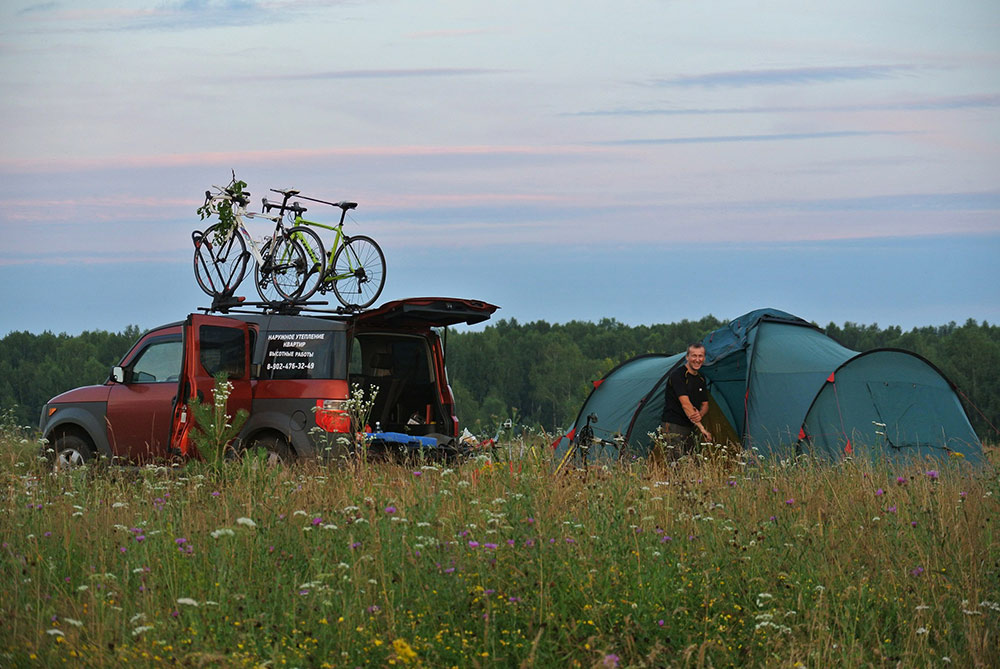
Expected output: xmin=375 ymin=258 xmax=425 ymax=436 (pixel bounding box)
xmin=1 ymin=0 xmax=998 ymax=337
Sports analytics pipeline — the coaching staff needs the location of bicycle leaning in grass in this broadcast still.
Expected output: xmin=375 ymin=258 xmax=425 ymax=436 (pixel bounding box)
xmin=193 ymin=179 xmax=326 ymax=304
xmin=262 ymin=189 xmax=386 ymax=310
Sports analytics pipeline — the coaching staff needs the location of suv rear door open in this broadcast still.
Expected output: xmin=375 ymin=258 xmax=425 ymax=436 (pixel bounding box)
xmin=170 ymin=314 xmax=253 ymax=458
xmin=353 ymin=297 xmax=498 ymax=330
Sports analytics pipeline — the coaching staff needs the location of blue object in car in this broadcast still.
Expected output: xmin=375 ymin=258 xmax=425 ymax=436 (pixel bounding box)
xmin=367 ymin=432 xmax=438 ymax=449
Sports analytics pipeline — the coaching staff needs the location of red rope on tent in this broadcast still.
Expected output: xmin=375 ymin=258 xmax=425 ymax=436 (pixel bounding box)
xmin=552 ymin=428 xmax=576 ymax=450
xmin=956 ymin=387 xmax=1000 ymax=436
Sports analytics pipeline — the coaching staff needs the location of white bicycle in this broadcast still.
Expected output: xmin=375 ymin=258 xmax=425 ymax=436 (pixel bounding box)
xmin=193 ymin=178 xmax=326 ymax=304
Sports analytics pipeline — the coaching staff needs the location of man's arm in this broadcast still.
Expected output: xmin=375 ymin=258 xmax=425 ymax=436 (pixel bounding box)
xmin=679 ymin=396 xmax=713 ymax=441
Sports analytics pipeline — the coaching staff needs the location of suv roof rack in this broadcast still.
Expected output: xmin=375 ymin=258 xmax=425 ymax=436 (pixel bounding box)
xmin=198 ymin=294 xmax=364 ymax=318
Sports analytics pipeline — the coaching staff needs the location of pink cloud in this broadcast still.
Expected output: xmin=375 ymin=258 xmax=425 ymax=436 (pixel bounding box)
xmin=0 ymin=144 xmax=608 ymax=174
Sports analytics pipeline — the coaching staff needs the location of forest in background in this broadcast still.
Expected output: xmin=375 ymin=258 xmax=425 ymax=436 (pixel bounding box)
xmin=2 ymin=318 xmax=997 ymax=441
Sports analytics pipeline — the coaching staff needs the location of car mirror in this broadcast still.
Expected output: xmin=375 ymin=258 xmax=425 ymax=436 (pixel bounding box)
xmin=111 ymin=366 xmax=126 ymax=383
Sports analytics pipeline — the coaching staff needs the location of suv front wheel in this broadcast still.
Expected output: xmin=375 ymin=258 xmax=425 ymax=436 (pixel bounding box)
xmin=51 ymin=435 xmax=93 ymax=471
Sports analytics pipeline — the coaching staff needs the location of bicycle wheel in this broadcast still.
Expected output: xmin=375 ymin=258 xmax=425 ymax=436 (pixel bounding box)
xmin=254 ymin=235 xmax=308 ymax=303
xmin=330 ymin=235 xmax=386 ymax=309
xmin=287 ymin=225 xmax=326 ymax=301
xmin=193 ymin=223 xmax=248 ymax=297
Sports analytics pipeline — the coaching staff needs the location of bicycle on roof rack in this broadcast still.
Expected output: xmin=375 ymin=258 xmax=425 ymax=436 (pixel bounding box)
xmin=193 ymin=176 xmax=326 ymax=305
xmin=263 ymin=189 xmax=386 ymax=311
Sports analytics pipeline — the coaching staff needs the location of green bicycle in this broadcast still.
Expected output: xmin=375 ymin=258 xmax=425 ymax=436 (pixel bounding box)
xmin=262 ymin=189 xmax=386 ymax=310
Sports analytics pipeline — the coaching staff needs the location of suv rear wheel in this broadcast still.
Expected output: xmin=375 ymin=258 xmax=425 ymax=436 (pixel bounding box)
xmin=51 ymin=435 xmax=93 ymax=471
xmin=248 ymin=435 xmax=293 ymax=466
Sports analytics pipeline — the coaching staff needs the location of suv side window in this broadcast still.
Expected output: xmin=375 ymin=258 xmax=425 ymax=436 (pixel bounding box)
xmin=200 ymin=325 xmax=246 ymax=378
xmin=349 ymin=338 xmax=363 ymax=376
xmin=131 ymin=338 xmax=182 ymax=383
xmin=261 ymin=330 xmax=344 ymax=380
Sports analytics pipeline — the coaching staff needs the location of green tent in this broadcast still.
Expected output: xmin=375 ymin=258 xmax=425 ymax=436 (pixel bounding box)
xmin=554 ymin=309 xmax=984 ymax=466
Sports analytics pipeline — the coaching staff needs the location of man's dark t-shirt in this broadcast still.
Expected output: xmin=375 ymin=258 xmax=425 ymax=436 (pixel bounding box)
xmin=661 ymin=365 xmax=709 ymax=426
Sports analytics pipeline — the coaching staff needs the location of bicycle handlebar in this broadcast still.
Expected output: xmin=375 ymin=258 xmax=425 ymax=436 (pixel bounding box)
xmin=206 ymin=185 xmax=250 ymax=208
xmin=262 ymin=197 xmax=307 ymax=217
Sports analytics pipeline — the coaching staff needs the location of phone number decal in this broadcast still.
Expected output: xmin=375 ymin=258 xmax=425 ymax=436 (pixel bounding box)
xmin=265 ymin=362 xmax=316 ymax=371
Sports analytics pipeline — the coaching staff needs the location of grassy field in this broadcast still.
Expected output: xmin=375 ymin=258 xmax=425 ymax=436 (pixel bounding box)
xmin=1 ymin=424 xmax=997 ymax=668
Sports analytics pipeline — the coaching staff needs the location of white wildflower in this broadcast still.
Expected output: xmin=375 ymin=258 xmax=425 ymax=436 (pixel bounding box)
xmin=211 ymin=528 xmax=235 ymax=538
xmin=177 ymin=598 xmax=199 ymax=607
xmin=236 ymin=517 xmax=257 ymax=528
xmin=46 ymin=629 xmax=65 ymax=637
xmin=64 ymin=618 xmax=84 ymax=628
xmin=132 ymin=625 xmax=154 ymax=637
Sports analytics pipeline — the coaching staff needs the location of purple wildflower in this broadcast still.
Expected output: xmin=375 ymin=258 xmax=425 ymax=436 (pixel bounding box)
xmin=602 ymin=653 xmax=620 ymax=668
xmin=468 ymin=541 xmax=479 ymax=548
xmin=910 ymin=566 xmax=924 ymax=577
xmin=785 ymin=498 xmax=795 ymax=505
xmin=896 ymin=476 xmax=907 ymax=485
xmin=384 ymin=506 xmax=397 ymax=514
xmin=311 ymin=517 xmax=323 ymax=526
xmin=875 ymin=488 xmax=884 ymax=496
xmin=926 ymin=470 xmax=939 ymax=480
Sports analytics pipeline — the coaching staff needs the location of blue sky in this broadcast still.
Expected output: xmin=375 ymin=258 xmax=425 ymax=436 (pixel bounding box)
xmin=1 ymin=0 xmax=998 ymax=336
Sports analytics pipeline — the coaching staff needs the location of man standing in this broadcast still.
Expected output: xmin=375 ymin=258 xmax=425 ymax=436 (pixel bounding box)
xmin=657 ymin=343 xmax=712 ymax=462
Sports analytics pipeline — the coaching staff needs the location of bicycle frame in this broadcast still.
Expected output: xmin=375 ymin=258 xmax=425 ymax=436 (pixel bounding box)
xmin=292 ymin=216 xmax=359 ymax=280
xmin=199 ymin=190 xmax=306 ymax=297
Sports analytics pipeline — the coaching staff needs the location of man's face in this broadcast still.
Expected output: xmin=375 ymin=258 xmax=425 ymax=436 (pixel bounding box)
xmin=686 ymin=346 xmax=706 ymax=371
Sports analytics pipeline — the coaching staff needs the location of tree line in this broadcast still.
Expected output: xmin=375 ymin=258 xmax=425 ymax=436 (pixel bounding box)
xmin=2 ymin=318 xmax=997 ymax=441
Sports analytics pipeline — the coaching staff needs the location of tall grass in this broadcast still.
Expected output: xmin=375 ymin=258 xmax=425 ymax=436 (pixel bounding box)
xmin=1 ymin=430 xmax=997 ymax=668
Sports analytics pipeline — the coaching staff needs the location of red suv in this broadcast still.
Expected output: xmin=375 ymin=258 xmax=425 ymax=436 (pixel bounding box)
xmin=39 ymin=297 xmax=497 ymax=466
